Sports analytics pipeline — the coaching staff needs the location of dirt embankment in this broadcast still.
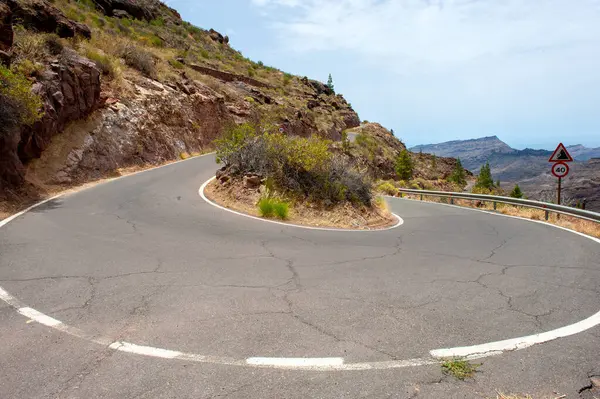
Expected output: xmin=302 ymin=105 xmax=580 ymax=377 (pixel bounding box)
xmin=204 ymin=178 xmax=397 ymax=230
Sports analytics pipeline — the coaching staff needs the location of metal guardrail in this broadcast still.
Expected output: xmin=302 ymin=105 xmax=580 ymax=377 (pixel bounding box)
xmin=396 ymin=188 xmax=600 ymax=223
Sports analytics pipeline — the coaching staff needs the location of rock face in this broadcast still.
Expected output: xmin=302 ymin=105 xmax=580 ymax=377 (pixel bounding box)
xmin=5 ymin=0 xmax=91 ymax=39
xmin=0 ymin=3 xmax=12 ymax=51
xmin=19 ymin=51 xmax=101 ymax=162
xmin=0 ymin=2 xmax=12 ymax=65
xmin=42 ymin=77 xmax=231 ymax=183
xmin=91 ymin=0 xmax=179 ymax=22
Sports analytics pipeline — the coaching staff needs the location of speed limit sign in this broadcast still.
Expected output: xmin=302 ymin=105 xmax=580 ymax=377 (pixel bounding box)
xmin=551 ymin=162 xmax=569 ymax=178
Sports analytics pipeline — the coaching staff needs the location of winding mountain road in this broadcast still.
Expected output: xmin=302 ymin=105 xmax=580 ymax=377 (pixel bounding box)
xmin=1 ymin=154 xmax=599 ymax=398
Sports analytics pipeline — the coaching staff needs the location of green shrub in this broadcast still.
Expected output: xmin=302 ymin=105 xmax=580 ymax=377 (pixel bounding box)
xmin=200 ymin=49 xmax=210 ymax=59
xmin=169 ymin=59 xmax=185 ymax=69
xmin=11 ymin=59 xmax=42 ymax=78
xmin=216 ymin=123 xmax=372 ymax=206
xmin=118 ymin=43 xmax=155 ymax=77
xmin=283 ymin=73 xmax=293 ymax=85
xmin=258 ymin=197 xmax=290 ymax=220
xmin=0 ymin=65 xmax=43 ymax=132
xmin=258 ymin=198 xmax=275 ymax=218
xmin=86 ymin=49 xmax=116 ymax=77
xmin=376 ymin=181 xmax=398 ymax=196
xmin=273 ymin=201 xmax=289 ymax=220
xmin=150 ymin=17 xmax=166 ymax=27
xmin=510 ymin=184 xmax=524 ymax=198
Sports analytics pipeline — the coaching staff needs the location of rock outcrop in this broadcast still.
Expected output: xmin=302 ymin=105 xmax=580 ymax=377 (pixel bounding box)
xmin=5 ymin=0 xmax=91 ymax=39
xmin=19 ymin=50 xmax=101 ymax=162
xmin=91 ymin=0 xmax=180 ymax=22
xmin=208 ymin=29 xmax=229 ymax=45
xmin=0 ymin=2 xmax=12 ymax=65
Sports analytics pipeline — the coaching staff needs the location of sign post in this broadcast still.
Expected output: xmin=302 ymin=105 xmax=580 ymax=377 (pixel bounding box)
xmin=548 ymin=144 xmax=573 ymax=215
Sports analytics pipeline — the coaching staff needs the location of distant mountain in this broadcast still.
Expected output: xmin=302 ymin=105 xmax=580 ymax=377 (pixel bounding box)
xmin=410 ymin=137 xmax=600 ymax=211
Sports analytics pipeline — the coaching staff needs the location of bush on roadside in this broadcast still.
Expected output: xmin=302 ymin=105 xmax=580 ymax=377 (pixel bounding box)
xmin=216 ymin=123 xmax=372 ymax=206
xmin=376 ymin=181 xmax=398 ymax=196
xmin=258 ymin=197 xmax=289 ymax=219
xmin=0 ymin=65 xmax=43 ymax=132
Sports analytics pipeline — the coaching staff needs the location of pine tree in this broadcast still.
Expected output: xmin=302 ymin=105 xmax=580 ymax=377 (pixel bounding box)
xmin=510 ymin=184 xmax=523 ymax=198
xmin=475 ymin=162 xmax=494 ymax=190
xmin=395 ymin=150 xmax=414 ymax=180
xmin=448 ymin=157 xmax=466 ymax=187
xmin=327 ymin=74 xmax=334 ymax=92
xmin=431 ymin=154 xmax=437 ymax=169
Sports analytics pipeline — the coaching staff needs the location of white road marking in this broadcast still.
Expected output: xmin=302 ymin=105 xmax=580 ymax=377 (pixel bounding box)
xmin=431 ymin=310 xmax=600 ymax=359
xmin=18 ymin=307 xmax=62 ymax=327
xmin=246 ymin=357 xmax=344 ymax=367
xmin=0 ymin=159 xmax=599 ymax=370
xmin=199 ymin=177 xmax=404 ymax=232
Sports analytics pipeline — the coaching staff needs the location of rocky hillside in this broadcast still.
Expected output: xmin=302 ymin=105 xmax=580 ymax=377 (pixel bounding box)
xmin=411 ymin=136 xmax=600 ymax=211
xmin=341 ymin=123 xmax=468 ymax=190
xmin=0 ymin=0 xmax=359 ymax=199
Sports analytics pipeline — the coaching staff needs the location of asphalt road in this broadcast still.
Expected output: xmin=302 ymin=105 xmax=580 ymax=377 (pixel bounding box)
xmin=1 ymin=154 xmax=599 ymax=399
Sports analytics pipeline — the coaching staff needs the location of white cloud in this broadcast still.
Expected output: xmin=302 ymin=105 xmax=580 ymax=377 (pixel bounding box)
xmin=252 ymin=0 xmax=600 ymax=74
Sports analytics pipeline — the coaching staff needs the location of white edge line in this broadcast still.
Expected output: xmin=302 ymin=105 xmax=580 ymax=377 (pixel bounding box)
xmin=391 ymin=195 xmax=600 ymax=245
xmin=199 ymin=177 xmax=404 ymax=232
xmin=246 ymin=357 xmax=344 ymax=367
xmin=1 ymin=160 xmax=600 ymax=370
xmin=390 ymin=196 xmax=600 ymax=358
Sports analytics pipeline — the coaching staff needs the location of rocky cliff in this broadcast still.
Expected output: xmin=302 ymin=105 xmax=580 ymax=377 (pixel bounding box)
xmin=0 ymin=0 xmax=360 ymax=199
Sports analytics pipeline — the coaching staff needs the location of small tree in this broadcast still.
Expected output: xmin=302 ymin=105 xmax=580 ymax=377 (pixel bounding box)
xmin=327 ymin=73 xmax=334 ymax=92
xmin=510 ymin=184 xmax=523 ymax=198
xmin=431 ymin=154 xmax=437 ymax=170
xmin=395 ymin=150 xmax=413 ymax=180
xmin=475 ymin=162 xmax=494 ymax=190
xmin=448 ymin=157 xmax=467 ymax=187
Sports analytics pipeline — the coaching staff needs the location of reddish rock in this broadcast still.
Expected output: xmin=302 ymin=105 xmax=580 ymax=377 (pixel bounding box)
xmin=19 ymin=50 xmax=101 ymax=162
xmin=0 ymin=3 xmax=12 ymax=52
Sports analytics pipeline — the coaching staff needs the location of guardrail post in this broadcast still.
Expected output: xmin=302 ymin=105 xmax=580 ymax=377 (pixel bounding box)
xmin=420 ymin=194 xmax=423 ymax=201
xmin=449 ymin=195 xmax=454 ymax=205
xmin=493 ymin=201 xmax=497 ymax=211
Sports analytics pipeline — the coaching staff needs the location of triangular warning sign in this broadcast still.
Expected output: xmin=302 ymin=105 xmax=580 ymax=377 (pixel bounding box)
xmin=549 ymin=143 xmax=573 ymax=162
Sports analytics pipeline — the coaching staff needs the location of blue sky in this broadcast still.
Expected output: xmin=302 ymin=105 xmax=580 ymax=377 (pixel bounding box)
xmin=167 ymin=0 xmax=600 ymax=150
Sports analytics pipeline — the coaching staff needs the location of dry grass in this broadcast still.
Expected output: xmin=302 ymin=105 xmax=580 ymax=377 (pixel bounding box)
xmin=403 ymin=195 xmax=600 ymax=239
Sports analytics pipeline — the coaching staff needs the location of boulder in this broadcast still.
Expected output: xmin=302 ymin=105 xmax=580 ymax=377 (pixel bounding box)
xmin=243 ymin=174 xmax=261 ymax=189
xmin=305 ymin=78 xmax=334 ymax=96
xmin=92 ymin=0 xmax=160 ymax=21
xmin=6 ymin=0 xmax=91 ymax=39
xmin=208 ymin=28 xmax=229 ymax=45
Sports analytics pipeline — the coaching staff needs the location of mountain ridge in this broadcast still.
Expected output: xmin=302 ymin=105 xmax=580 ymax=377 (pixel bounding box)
xmin=410 ymin=136 xmax=600 ymax=211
